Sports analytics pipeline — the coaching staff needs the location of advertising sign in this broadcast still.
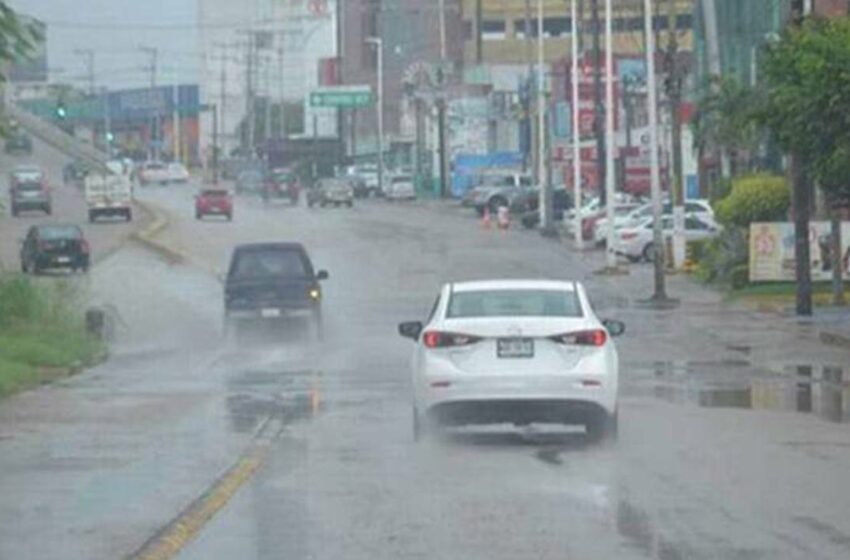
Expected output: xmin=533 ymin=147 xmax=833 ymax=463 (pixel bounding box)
xmin=749 ymin=222 xmax=850 ymax=282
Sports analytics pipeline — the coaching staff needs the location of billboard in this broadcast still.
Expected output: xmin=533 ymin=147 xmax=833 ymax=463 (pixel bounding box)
xmin=749 ymin=222 xmax=850 ymax=282
xmin=9 ymin=15 xmax=47 ymax=83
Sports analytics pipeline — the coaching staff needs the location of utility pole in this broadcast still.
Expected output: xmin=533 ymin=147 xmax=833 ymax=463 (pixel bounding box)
xmin=366 ymin=37 xmax=384 ymax=195
xmin=790 ymin=0 xmax=812 ymax=315
xmin=172 ymin=67 xmax=180 ymax=163
xmin=140 ymin=46 xmax=158 ymax=161
xmin=590 ymin=0 xmax=607 ymax=206
xmin=438 ymin=0 xmax=449 ymax=198
xmin=537 ymin=0 xmax=553 ymax=233
xmin=475 ymin=0 xmax=483 ymax=65
xmin=219 ymin=44 xmax=228 ymax=155
xmin=667 ymin=0 xmax=686 ymax=270
xmin=73 ymin=48 xmax=95 ymax=95
xmin=571 ymin=0 xmax=583 ymax=249
xmin=644 ymin=0 xmax=669 ymax=304
xmin=525 ymin=0 xmax=534 ymax=175
xmin=212 ymin=103 xmax=219 ymax=184
xmin=278 ymin=46 xmax=285 ymax=139
xmin=603 ymin=0 xmax=617 ymax=267
xmin=245 ymin=33 xmax=255 ymax=156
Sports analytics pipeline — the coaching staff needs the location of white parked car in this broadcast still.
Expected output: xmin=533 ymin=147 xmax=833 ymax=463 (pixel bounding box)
xmin=610 ymin=214 xmax=720 ymax=262
xmin=399 ymin=280 xmax=624 ymax=442
xmin=592 ymin=203 xmax=643 ymax=245
xmin=385 ymin=174 xmax=416 ymax=200
xmin=166 ymin=162 xmax=190 ymax=184
xmin=595 ymin=199 xmax=715 ymax=246
xmin=138 ymin=161 xmax=171 ymax=185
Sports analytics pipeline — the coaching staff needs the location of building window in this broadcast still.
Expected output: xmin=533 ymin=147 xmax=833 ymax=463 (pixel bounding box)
xmin=481 ymin=20 xmax=506 ymax=40
xmin=515 ymin=17 xmax=573 ymax=38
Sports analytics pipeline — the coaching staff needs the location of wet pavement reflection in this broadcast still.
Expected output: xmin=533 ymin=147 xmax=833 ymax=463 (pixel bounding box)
xmin=627 ymin=361 xmax=850 ymax=423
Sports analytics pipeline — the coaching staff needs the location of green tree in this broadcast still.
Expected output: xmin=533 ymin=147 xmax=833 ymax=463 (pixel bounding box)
xmin=759 ymin=16 xmax=850 ymax=308
xmin=692 ymin=77 xmax=764 ymax=182
xmin=0 ymin=3 xmax=42 ymax=135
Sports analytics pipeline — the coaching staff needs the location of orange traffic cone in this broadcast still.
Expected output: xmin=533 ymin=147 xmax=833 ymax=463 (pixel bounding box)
xmin=481 ymin=207 xmax=492 ymax=229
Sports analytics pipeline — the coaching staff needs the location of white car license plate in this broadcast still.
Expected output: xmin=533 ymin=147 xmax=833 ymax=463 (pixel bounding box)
xmin=261 ymin=308 xmax=281 ymax=318
xmin=497 ymin=338 xmax=534 ymax=359
xmin=56 ymin=256 xmax=71 ymax=264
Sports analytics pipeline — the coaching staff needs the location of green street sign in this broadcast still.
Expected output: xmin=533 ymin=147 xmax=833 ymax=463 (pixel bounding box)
xmin=310 ymin=87 xmax=373 ymax=108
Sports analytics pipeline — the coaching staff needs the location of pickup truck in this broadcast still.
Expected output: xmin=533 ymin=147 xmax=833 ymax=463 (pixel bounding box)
xmin=85 ymin=171 xmax=133 ymax=222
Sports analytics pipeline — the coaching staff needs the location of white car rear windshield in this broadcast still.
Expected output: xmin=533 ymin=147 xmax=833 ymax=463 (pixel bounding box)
xmin=446 ymin=289 xmax=583 ymax=318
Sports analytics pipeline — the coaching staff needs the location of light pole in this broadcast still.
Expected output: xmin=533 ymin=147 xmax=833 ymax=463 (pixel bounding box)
xmin=366 ymin=37 xmax=384 ymax=195
xmin=571 ymin=0 xmax=583 ymax=249
xmin=604 ymin=0 xmax=617 ymax=267
xmin=537 ymin=0 xmax=552 ymax=233
xmin=643 ymin=0 xmax=670 ymax=304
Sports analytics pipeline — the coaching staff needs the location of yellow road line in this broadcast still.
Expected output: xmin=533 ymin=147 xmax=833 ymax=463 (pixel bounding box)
xmin=130 ymin=445 xmax=269 ymax=560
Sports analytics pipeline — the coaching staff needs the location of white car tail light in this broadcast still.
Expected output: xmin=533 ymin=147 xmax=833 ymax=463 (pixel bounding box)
xmin=549 ymin=329 xmax=607 ymax=347
xmin=422 ymin=331 xmax=482 ymax=349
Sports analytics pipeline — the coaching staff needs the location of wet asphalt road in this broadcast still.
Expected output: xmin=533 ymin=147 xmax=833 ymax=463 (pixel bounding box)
xmin=0 ymin=138 xmax=145 ymax=270
xmin=1 ymin=181 xmax=850 ymax=559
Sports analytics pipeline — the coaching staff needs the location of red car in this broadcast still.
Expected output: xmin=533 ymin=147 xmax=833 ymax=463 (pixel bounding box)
xmin=262 ymin=167 xmax=300 ymax=206
xmin=195 ymin=188 xmax=233 ymax=221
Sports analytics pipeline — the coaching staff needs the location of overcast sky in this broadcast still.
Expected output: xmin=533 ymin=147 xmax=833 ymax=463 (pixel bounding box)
xmin=10 ymin=0 xmax=199 ymax=91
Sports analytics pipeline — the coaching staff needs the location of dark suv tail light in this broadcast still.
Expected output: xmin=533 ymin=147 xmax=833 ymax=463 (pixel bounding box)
xmin=80 ymin=240 xmax=90 ymax=254
xmin=549 ymin=329 xmax=607 ymax=347
xmin=422 ymin=331 xmax=482 ymax=349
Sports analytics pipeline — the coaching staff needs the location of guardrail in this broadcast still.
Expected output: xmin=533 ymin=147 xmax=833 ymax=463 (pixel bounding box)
xmin=4 ymin=103 xmax=111 ymax=173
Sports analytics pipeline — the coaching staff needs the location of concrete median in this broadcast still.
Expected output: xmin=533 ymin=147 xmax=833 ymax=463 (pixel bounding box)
xmin=131 ymin=198 xmax=188 ymax=265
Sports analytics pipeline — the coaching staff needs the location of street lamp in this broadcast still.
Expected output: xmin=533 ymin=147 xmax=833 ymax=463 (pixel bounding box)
xmin=365 ymin=36 xmax=384 ymax=195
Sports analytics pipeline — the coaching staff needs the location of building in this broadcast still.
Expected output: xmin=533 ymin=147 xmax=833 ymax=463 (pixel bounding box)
xmin=20 ymin=85 xmax=202 ymax=163
xmin=339 ymin=0 xmax=464 ymax=159
xmin=197 ymin=0 xmax=340 ymax=158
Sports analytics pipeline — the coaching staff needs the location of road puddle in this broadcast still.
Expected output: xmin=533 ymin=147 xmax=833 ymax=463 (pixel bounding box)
xmin=627 ymin=361 xmax=850 ymax=424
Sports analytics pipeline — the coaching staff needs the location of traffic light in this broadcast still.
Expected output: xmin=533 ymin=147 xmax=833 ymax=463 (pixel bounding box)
xmin=106 ymin=131 xmax=114 ymax=143
xmin=55 ymin=101 xmax=67 ymax=120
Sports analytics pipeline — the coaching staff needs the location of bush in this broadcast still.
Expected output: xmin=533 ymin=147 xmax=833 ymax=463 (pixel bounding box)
xmin=709 ymin=176 xmax=733 ymax=205
xmin=0 ymin=276 xmax=44 ymax=327
xmin=715 ymin=174 xmax=790 ymax=227
xmin=695 ymin=227 xmax=750 ymax=286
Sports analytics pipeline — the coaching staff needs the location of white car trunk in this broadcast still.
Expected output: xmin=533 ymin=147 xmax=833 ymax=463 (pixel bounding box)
xmin=436 ymin=317 xmax=597 ymax=375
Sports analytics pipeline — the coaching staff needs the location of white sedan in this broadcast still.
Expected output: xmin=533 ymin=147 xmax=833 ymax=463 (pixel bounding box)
xmin=398 ymin=280 xmax=624 ymax=442
xmin=385 ymin=174 xmax=416 ymax=200
xmin=610 ymin=214 xmax=720 ymax=262
xmin=167 ymin=162 xmax=190 ymax=184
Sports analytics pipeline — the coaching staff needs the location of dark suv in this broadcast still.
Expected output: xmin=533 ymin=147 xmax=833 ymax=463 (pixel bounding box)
xmin=20 ymin=224 xmax=90 ymax=274
xmin=223 ymin=243 xmax=328 ymax=338
xmin=9 ymin=167 xmax=51 ymax=216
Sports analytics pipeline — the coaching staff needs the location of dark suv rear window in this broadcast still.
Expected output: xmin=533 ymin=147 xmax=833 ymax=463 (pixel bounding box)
xmin=16 ymin=182 xmax=43 ymax=192
xmin=230 ymin=249 xmax=311 ymax=280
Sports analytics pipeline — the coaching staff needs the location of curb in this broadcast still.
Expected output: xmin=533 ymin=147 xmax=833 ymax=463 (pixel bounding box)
xmin=819 ymin=330 xmax=850 ymax=350
xmin=131 ymin=198 xmax=188 ymax=264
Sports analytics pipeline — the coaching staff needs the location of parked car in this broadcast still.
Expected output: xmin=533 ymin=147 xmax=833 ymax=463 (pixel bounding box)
xmin=63 ymin=160 xmax=91 ymax=186
xmin=262 ymin=167 xmax=300 ymax=206
xmin=519 ymin=188 xmax=575 ymax=229
xmin=223 ymin=243 xmax=329 ymax=339
xmin=195 ymin=188 xmax=233 ymax=220
xmin=594 ymin=199 xmax=714 ymax=246
xmin=398 ymin=279 xmax=624 ymax=442
xmin=4 ymin=132 xmax=33 ymax=155
xmin=384 ymin=174 xmax=416 ymax=200
xmin=235 ymin=169 xmax=266 ymax=195
xmin=349 ymin=164 xmax=380 ymax=196
xmin=138 ymin=161 xmax=171 ymax=185
xmin=20 ymin=224 xmax=90 ymax=274
xmin=9 ymin=166 xmax=51 ymax=216
xmin=166 ymin=162 xmax=190 ymax=183
xmin=308 ymin=178 xmax=354 ymax=208
xmin=467 ymin=171 xmax=534 ymax=215
xmin=344 ymin=173 xmax=370 ymax=198
xmin=611 ymin=215 xmax=720 ymax=262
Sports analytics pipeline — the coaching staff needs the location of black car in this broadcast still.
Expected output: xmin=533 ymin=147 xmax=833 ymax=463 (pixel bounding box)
xmin=5 ymin=133 xmax=33 ymax=155
xmin=520 ymin=189 xmax=574 ymax=229
xmin=63 ymin=160 xmax=90 ymax=186
xmin=20 ymin=224 xmax=90 ymax=274
xmin=223 ymin=243 xmax=328 ymax=338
